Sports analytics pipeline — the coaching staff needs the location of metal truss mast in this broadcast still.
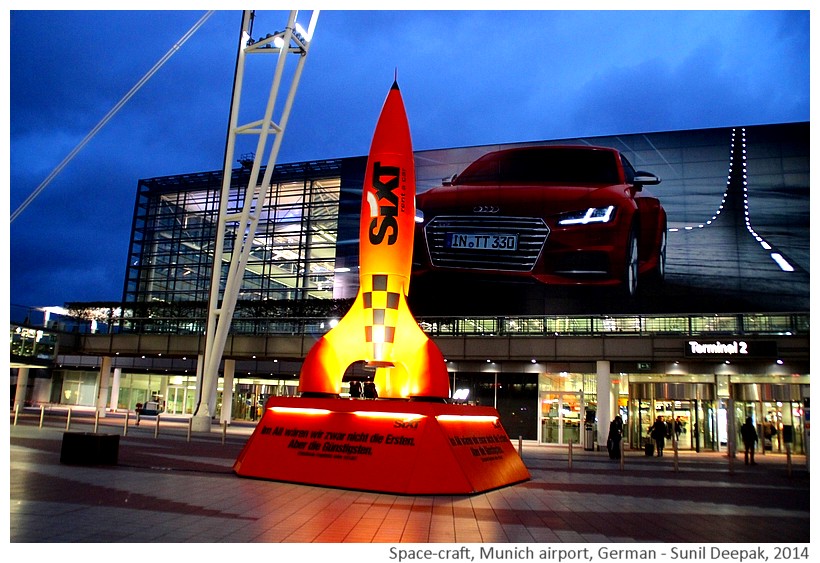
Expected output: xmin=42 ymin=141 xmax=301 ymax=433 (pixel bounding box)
xmin=194 ymin=10 xmax=319 ymax=431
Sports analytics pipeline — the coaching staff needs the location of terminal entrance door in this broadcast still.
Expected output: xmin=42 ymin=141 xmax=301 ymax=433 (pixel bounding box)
xmin=539 ymin=392 xmax=584 ymax=446
xmin=731 ymin=384 xmax=806 ymax=455
xmin=629 ymin=383 xmax=717 ymax=452
xmin=165 ymin=384 xmax=195 ymax=415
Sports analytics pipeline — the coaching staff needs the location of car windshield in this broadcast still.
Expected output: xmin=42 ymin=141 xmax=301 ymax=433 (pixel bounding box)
xmin=454 ymin=148 xmax=620 ymax=185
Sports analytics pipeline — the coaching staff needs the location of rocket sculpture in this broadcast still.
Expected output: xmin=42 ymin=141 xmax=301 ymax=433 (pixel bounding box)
xmin=298 ymin=81 xmax=450 ymax=400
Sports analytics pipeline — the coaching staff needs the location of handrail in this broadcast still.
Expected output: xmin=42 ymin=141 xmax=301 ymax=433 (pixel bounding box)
xmin=16 ymin=311 xmax=806 ymax=339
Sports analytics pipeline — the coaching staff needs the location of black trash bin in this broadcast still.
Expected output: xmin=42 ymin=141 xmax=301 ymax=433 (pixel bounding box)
xmin=61 ymin=432 xmax=120 ymax=465
xmin=644 ymin=437 xmax=654 ymax=456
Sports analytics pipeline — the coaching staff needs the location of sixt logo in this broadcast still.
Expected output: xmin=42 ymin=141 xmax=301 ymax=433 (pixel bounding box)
xmin=367 ymin=161 xmax=401 ymax=245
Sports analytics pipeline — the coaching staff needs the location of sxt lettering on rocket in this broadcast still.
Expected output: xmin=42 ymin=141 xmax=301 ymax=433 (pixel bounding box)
xmin=369 ymin=162 xmax=400 ymax=245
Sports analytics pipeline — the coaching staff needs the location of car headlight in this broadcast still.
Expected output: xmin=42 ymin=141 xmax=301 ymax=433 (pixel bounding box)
xmin=557 ymin=205 xmax=615 ymax=226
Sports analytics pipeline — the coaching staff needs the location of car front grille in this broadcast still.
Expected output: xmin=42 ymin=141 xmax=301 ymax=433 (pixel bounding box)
xmin=424 ymin=215 xmax=549 ymax=272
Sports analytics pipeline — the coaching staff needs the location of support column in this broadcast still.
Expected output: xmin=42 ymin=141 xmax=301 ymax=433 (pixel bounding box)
xmin=727 ymin=398 xmax=737 ymax=457
xmin=14 ymin=367 xmax=30 ymax=412
xmin=596 ymin=360 xmax=612 ymax=450
xmin=159 ymin=377 xmax=169 ymax=412
xmin=109 ymin=368 xmax=122 ymax=412
xmin=192 ymin=354 xmax=213 ymax=432
xmin=221 ymin=359 xmax=235 ymax=425
xmin=97 ymin=357 xmax=112 ymax=418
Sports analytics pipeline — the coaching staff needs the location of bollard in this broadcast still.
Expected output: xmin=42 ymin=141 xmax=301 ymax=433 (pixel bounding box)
xmin=39 ymin=405 xmax=45 ymax=428
xmin=568 ymin=439 xmax=573 ymax=470
xmin=786 ymin=446 xmax=792 ymax=478
xmin=94 ymin=409 xmax=100 ymax=433
xmin=123 ymin=411 xmax=129 ymax=436
xmin=154 ymin=414 xmax=160 ymax=439
xmin=619 ymin=438 xmax=625 ymax=471
xmin=728 ymin=447 xmax=734 ymax=474
xmin=13 ymin=403 xmax=19 ymax=426
xmin=187 ymin=418 xmax=193 ymax=443
xmin=518 ymin=435 xmax=523 ymax=457
xmin=65 ymin=407 xmax=72 ymax=431
xmin=673 ymin=436 xmax=679 ymax=472
xmin=222 ymin=420 xmax=228 ymax=445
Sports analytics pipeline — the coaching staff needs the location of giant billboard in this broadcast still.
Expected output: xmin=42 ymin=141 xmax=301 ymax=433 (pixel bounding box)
xmin=403 ymin=122 xmax=808 ymax=316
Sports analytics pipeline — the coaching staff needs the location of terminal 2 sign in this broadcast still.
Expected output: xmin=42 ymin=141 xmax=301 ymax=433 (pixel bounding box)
xmin=685 ymin=340 xmax=778 ymax=358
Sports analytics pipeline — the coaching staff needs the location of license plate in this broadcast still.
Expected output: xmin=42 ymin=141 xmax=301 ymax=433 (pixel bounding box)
xmin=445 ymin=233 xmax=518 ymax=250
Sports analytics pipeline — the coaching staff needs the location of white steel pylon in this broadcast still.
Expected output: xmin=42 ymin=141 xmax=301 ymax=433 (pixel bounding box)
xmin=193 ymin=10 xmax=319 ymax=431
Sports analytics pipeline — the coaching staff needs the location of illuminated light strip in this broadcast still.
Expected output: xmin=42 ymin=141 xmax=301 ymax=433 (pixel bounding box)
xmin=733 ymin=129 xmax=794 ymax=272
xmin=558 ymin=205 xmax=614 ymax=226
xmin=771 ymin=253 xmax=795 ymax=272
xmin=353 ymin=411 xmax=426 ymax=421
xmin=672 ymin=128 xmax=796 ymax=273
xmin=270 ymin=406 xmax=331 ymax=415
xmin=436 ymin=414 xmax=500 ymax=422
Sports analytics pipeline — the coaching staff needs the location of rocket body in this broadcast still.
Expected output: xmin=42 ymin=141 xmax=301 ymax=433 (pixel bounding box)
xmin=298 ymin=82 xmax=450 ymax=399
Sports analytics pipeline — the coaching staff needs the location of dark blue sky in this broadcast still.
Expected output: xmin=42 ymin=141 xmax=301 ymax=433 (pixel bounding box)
xmin=8 ymin=9 xmax=810 ymax=310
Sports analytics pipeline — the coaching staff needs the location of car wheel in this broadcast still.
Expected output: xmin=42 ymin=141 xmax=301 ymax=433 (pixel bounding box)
xmin=624 ymin=226 xmax=639 ymax=297
xmin=650 ymin=228 xmax=667 ymax=284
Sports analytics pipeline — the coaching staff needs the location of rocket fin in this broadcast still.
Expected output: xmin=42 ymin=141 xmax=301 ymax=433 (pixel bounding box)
xmin=377 ymin=292 xmax=450 ymax=399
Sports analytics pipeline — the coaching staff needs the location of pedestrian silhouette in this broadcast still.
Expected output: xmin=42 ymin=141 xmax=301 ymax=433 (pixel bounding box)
xmin=650 ymin=415 xmax=668 ymax=457
xmin=740 ymin=416 xmax=758 ymax=465
xmin=363 ymin=379 xmax=378 ymax=399
xmin=607 ymin=415 xmax=623 ymax=460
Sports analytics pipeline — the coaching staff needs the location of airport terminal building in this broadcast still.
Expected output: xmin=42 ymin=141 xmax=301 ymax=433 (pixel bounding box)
xmin=12 ymin=121 xmax=810 ymax=454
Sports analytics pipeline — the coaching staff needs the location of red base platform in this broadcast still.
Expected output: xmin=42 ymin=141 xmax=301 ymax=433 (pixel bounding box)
xmin=233 ymin=396 xmax=531 ymax=495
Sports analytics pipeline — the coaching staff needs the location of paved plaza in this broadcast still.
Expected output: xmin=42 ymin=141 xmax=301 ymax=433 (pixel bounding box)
xmin=8 ymin=408 xmax=811 ymax=553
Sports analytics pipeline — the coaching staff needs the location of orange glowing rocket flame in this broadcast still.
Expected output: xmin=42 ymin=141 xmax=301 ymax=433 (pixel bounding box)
xmin=298 ymin=81 xmax=450 ymax=400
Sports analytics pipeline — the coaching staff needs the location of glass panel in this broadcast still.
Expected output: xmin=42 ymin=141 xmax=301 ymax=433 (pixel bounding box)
xmin=540 ymin=392 xmax=583 ymax=445
xmin=126 ymin=173 xmax=341 ymax=305
xmin=690 ymin=315 xmax=741 ymax=334
xmin=561 ymin=393 xmax=583 ymax=445
xmin=592 ymin=316 xmax=642 ymax=333
xmin=541 ymin=393 xmax=560 ymax=444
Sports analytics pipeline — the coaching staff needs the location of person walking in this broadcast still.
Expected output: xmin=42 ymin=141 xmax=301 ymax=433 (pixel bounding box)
xmin=740 ymin=416 xmax=758 ymax=465
xmin=650 ymin=415 xmax=668 ymax=457
xmin=674 ymin=416 xmax=683 ymax=442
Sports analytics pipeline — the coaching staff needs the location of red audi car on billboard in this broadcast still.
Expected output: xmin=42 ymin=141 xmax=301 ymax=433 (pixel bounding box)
xmin=413 ymin=145 xmax=666 ymax=296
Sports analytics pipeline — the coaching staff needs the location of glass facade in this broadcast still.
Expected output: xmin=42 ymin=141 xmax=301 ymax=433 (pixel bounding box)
xmin=123 ymin=123 xmax=808 ymax=313
xmin=124 ymin=162 xmax=344 ymax=305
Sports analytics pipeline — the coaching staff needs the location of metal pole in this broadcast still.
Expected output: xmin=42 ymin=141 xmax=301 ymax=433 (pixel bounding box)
xmin=123 ymin=411 xmax=129 ymax=436
xmin=673 ymin=433 xmax=679 ymax=472
xmin=94 ymin=409 xmax=100 ymax=433
xmin=222 ymin=420 xmax=228 ymax=445
xmin=65 ymin=407 xmax=72 ymax=431
xmin=197 ymin=11 xmax=319 ymax=430
xmin=568 ymin=439 xmax=573 ymax=470
xmin=39 ymin=405 xmax=45 ymax=428
xmin=154 ymin=414 xmax=160 ymax=439
xmin=518 ymin=435 xmax=523 ymax=457
xmin=619 ymin=436 xmax=625 ymax=471
xmin=787 ymin=445 xmax=792 ymax=478
xmin=13 ymin=403 xmax=19 ymax=426
xmin=187 ymin=418 xmax=193 ymax=443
